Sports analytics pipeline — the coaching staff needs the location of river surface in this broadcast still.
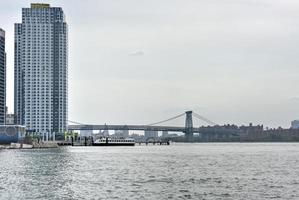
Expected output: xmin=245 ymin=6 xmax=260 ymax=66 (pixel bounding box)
xmin=1 ymin=143 xmax=299 ymax=200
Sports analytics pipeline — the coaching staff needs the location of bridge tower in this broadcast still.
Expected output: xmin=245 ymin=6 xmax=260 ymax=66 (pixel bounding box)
xmin=103 ymin=124 xmax=109 ymax=136
xmin=185 ymin=111 xmax=194 ymax=142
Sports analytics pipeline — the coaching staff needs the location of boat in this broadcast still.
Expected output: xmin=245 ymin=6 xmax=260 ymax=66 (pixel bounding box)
xmin=92 ymin=137 xmax=135 ymax=146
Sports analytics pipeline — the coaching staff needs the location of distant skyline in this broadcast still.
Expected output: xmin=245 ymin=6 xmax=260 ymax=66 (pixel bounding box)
xmin=1 ymin=0 xmax=299 ymax=128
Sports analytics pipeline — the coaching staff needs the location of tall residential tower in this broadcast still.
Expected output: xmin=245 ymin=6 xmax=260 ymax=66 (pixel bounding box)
xmin=0 ymin=28 xmax=6 ymax=125
xmin=15 ymin=3 xmax=68 ymax=133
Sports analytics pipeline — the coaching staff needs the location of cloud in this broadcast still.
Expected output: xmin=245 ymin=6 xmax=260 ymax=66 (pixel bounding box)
xmin=128 ymin=50 xmax=144 ymax=56
xmin=288 ymin=97 xmax=299 ymax=102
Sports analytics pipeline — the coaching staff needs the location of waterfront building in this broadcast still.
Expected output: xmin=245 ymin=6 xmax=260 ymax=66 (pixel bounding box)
xmin=103 ymin=129 xmax=109 ymax=136
xmin=162 ymin=130 xmax=168 ymax=138
xmin=291 ymin=120 xmax=299 ymax=129
xmin=6 ymin=114 xmax=15 ymax=125
xmin=0 ymin=28 xmax=5 ymax=125
xmin=144 ymin=130 xmax=158 ymax=139
xmin=80 ymin=130 xmax=92 ymax=137
xmin=168 ymin=133 xmax=179 ymax=137
xmin=0 ymin=125 xmax=26 ymax=144
xmin=114 ymin=130 xmax=129 ymax=138
xmin=14 ymin=3 xmax=68 ymax=133
xmin=5 ymin=107 xmax=14 ymax=125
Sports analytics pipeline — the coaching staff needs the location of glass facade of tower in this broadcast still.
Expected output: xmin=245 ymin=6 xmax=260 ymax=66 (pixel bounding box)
xmin=0 ymin=29 xmax=5 ymax=125
xmin=14 ymin=4 xmax=68 ymax=133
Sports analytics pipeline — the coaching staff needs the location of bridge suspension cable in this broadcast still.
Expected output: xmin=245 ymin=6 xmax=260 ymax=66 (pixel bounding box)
xmin=68 ymin=120 xmax=87 ymax=125
xmin=193 ymin=112 xmax=218 ymax=126
xmin=146 ymin=113 xmax=185 ymax=126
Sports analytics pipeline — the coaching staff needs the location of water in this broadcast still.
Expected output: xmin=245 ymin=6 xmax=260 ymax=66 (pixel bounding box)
xmin=1 ymin=143 xmax=299 ymax=200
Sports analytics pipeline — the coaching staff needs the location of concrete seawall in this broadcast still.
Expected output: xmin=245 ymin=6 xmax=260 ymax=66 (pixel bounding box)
xmin=0 ymin=142 xmax=58 ymax=149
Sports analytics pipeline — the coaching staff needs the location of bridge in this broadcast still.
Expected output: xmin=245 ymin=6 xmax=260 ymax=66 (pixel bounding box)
xmin=68 ymin=111 xmax=220 ymax=142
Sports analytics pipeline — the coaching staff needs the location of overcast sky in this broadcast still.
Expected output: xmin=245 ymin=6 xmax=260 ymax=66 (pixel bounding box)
xmin=1 ymin=0 xmax=299 ymax=128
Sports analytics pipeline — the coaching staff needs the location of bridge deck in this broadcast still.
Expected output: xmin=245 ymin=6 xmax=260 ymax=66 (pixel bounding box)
xmin=68 ymin=124 xmax=201 ymax=133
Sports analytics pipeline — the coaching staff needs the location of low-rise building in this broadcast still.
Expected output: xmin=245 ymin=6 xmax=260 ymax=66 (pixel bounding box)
xmin=80 ymin=130 xmax=93 ymax=137
xmin=144 ymin=130 xmax=158 ymax=139
xmin=5 ymin=107 xmax=15 ymax=125
xmin=0 ymin=125 xmax=25 ymax=144
xmin=291 ymin=120 xmax=299 ymax=129
xmin=162 ymin=131 xmax=168 ymax=138
xmin=114 ymin=130 xmax=129 ymax=138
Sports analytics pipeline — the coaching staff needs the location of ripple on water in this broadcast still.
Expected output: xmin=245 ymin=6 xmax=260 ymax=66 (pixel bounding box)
xmin=1 ymin=144 xmax=299 ymax=199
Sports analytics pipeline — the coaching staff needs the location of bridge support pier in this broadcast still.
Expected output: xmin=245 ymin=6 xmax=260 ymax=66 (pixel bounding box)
xmin=185 ymin=111 xmax=194 ymax=142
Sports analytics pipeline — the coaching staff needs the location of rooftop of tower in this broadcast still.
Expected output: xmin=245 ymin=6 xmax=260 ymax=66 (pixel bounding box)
xmin=31 ymin=3 xmax=50 ymax=8
xmin=0 ymin=28 xmax=4 ymax=38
